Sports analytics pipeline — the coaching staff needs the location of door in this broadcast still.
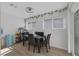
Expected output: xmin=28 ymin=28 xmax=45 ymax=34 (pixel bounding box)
xmin=74 ymin=9 xmax=79 ymax=56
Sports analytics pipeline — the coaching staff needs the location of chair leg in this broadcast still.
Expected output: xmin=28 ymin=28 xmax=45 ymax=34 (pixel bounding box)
xmin=23 ymin=37 xmax=25 ymax=46
xmin=23 ymin=41 xmax=25 ymax=46
xmin=33 ymin=45 xmax=35 ymax=53
xmin=45 ymin=44 xmax=48 ymax=52
xmin=38 ymin=45 xmax=40 ymax=53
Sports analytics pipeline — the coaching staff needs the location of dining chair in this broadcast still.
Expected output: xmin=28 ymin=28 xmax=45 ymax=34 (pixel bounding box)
xmin=28 ymin=34 xmax=39 ymax=52
xmin=46 ymin=34 xmax=51 ymax=49
xmin=42 ymin=34 xmax=51 ymax=52
xmin=35 ymin=32 xmax=44 ymax=47
xmin=22 ymin=32 xmax=29 ymax=46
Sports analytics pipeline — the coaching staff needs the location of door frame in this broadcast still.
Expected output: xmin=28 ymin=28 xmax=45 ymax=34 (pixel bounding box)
xmin=74 ymin=9 xmax=79 ymax=56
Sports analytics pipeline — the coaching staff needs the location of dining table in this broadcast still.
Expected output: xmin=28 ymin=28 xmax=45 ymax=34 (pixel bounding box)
xmin=22 ymin=32 xmax=46 ymax=53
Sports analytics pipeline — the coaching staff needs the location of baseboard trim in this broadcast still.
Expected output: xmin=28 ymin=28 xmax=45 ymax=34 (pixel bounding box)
xmin=50 ymin=46 xmax=72 ymax=55
xmin=51 ymin=46 xmax=67 ymax=51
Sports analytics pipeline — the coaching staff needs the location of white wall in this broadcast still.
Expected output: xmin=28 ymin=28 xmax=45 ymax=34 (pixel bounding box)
xmin=50 ymin=12 xmax=68 ymax=50
xmin=1 ymin=12 xmax=24 ymax=35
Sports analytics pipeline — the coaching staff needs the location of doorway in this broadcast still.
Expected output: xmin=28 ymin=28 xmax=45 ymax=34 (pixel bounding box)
xmin=74 ymin=9 xmax=79 ymax=56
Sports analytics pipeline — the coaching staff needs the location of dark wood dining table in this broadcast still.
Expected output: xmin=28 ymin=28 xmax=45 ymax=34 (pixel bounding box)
xmin=22 ymin=33 xmax=46 ymax=53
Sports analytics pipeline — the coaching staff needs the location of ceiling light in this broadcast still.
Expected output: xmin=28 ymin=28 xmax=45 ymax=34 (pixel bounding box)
xmin=25 ymin=7 xmax=34 ymax=13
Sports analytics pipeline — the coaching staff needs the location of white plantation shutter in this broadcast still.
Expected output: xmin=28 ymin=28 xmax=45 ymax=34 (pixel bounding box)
xmin=35 ymin=20 xmax=43 ymax=31
xmin=44 ymin=19 xmax=52 ymax=34
xmin=28 ymin=22 xmax=32 ymax=30
xmin=32 ymin=21 xmax=36 ymax=30
xmin=53 ymin=18 xmax=65 ymax=29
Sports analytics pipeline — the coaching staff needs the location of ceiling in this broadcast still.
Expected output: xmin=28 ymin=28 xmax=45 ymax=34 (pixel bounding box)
xmin=1 ymin=2 xmax=69 ymax=18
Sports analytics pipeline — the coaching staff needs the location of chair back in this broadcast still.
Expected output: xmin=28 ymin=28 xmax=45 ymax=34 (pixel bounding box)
xmin=22 ymin=32 xmax=29 ymax=39
xmin=28 ymin=34 xmax=35 ymax=44
xmin=46 ymin=34 xmax=51 ymax=44
xmin=35 ymin=32 xmax=44 ymax=37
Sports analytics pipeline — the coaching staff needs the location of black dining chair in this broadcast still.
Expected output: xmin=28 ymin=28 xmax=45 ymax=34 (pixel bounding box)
xmin=42 ymin=34 xmax=51 ymax=52
xmin=46 ymin=34 xmax=51 ymax=49
xmin=35 ymin=32 xmax=44 ymax=47
xmin=22 ymin=32 xmax=29 ymax=46
xmin=28 ymin=34 xmax=39 ymax=52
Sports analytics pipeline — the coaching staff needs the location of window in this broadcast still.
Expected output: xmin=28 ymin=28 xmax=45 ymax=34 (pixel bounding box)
xmin=28 ymin=22 xmax=32 ymax=30
xmin=27 ymin=18 xmax=65 ymax=31
xmin=28 ymin=20 xmax=43 ymax=31
xmin=53 ymin=18 xmax=65 ymax=29
xmin=44 ymin=19 xmax=52 ymax=33
xmin=32 ymin=21 xmax=36 ymax=30
xmin=34 ymin=20 xmax=44 ymax=31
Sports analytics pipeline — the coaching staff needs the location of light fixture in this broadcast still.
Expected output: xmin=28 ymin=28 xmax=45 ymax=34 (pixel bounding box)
xmin=25 ymin=7 xmax=34 ymax=13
